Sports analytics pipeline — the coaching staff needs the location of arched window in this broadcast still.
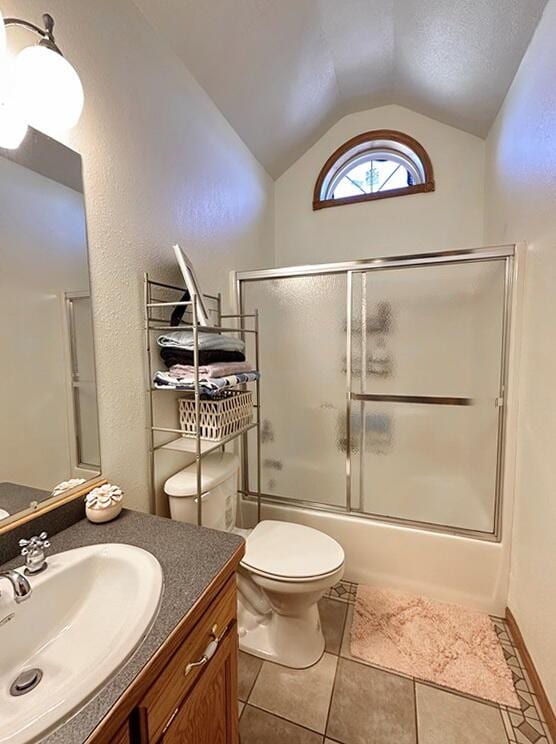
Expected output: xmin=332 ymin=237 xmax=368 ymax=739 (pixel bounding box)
xmin=313 ymin=129 xmax=434 ymax=210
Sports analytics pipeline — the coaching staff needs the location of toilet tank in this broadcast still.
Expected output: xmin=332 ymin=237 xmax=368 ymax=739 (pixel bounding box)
xmin=164 ymin=452 xmax=239 ymax=532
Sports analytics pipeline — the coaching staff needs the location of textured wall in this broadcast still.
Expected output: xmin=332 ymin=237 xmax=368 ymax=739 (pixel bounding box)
xmin=274 ymin=105 xmax=485 ymax=267
xmin=485 ymin=0 xmax=556 ymax=705
xmin=1 ymin=0 xmax=274 ymax=511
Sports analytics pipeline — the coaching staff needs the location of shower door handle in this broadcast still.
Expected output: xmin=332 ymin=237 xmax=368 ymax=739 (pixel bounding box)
xmin=350 ymin=393 xmax=474 ymax=406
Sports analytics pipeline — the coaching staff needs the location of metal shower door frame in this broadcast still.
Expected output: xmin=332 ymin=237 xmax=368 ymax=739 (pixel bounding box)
xmin=63 ymin=290 xmax=100 ymax=472
xmin=236 ymin=244 xmax=514 ymax=542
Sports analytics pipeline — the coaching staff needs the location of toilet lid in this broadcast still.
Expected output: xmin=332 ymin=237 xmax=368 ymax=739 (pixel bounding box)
xmin=241 ymin=520 xmax=344 ymax=580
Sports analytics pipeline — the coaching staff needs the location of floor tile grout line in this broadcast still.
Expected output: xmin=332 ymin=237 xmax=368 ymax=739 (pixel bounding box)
xmin=338 ymin=597 xmax=350 ymax=657
xmin=416 ymin=678 xmax=516 ymax=711
xmin=494 ymin=617 xmax=539 ymax=721
xmin=506 ymin=709 xmax=552 ymax=744
xmin=413 ymin=679 xmax=419 ymax=744
xmin=324 ymin=593 xmax=355 ymax=606
xmin=241 ymin=647 xmax=340 ymax=737
xmin=325 ymin=579 xmax=358 ymax=606
xmin=338 ymin=644 xmax=519 ymax=712
xmin=322 ymin=655 xmax=340 ymax=740
xmin=243 ymin=655 xmax=265 ymax=705
xmin=499 ymin=706 xmax=514 ymax=743
xmin=322 ymin=602 xmax=349 ymax=740
xmin=244 ymin=701 xmax=327 ymax=737
xmin=512 ymin=689 xmax=548 ymax=724
xmin=339 ymin=647 xmax=414 ymax=683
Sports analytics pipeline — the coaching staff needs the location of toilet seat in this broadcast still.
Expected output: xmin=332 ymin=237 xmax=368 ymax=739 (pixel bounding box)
xmin=238 ymin=520 xmax=345 ymax=667
xmin=240 ymin=520 xmax=345 ymax=582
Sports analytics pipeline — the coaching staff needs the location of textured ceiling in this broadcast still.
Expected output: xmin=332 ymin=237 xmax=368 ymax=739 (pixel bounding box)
xmin=134 ymin=0 xmax=547 ymax=177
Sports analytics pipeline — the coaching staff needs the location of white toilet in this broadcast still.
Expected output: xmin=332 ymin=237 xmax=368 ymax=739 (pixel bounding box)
xmin=237 ymin=520 xmax=344 ymax=668
xmin=165 ymin=456 xmax=345 ymax=669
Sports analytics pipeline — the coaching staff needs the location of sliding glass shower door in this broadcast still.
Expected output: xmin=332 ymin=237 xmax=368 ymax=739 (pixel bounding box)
xmin=349 ymin=260 xmax=507 ymax=534
xmin=239 ymin=248 xmax=511 ymax=538
xmin=243 ymin=272 xmax=348 ymax=509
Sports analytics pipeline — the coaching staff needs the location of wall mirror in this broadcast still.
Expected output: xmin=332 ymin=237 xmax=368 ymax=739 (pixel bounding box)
xmin=0 ymin=127 xmax=100 ymax=529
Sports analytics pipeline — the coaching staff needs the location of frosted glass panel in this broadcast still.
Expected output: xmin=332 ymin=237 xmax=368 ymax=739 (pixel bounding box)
xmin=351 ymin=260 xmax=506 ymax=532
xmin=242 ymin=274 xmax=347 ymax=507
xmin=69 ymin=295 xmax=100 ymax=469
xmin=350 ymin=400 xmax=500 ymax=531
xmin=240 ymin=255 xmax=508 ymax=536
xmin=351 ymin=261 xmax=506 ymax=398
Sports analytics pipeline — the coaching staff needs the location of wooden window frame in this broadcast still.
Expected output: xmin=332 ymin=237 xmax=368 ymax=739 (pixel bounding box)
xmin=313 ymin=129 xmax=435 ymax=210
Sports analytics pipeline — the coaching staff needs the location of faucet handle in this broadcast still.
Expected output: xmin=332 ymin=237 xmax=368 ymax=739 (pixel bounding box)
xmin=19 ymin=532 xmax=50 ymax=575
xmin=19 ymin=531 xmax=50 ymax=551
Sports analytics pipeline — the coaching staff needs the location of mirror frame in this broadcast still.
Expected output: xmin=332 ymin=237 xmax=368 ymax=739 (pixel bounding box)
xmin=0 ymin=126 xmax=102 ymax=531
xmin=0 ymin=476 xmax=106 ymax=535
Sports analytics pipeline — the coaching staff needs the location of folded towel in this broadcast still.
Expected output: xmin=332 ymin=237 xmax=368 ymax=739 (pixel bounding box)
xmin=168 ymin=361 xmax=253 ymax=380
xmin=160 ymin=348 xmax=246 ymax=368
xmin=153 ymin=370 xmax=260 ymax=396
xmin=157 ymin=330 xmax=245 ymax=353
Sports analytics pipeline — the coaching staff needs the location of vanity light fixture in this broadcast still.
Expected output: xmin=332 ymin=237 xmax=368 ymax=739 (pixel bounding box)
xmin=0 ymin=12 xmax=83 ymax=144
xmin=0 ymin=9 xmax=27 ymax=150
xmin=0 ymin=10 xmax=6 ymax=56
xmin=0 ymin=97 xmax=27 ymax=148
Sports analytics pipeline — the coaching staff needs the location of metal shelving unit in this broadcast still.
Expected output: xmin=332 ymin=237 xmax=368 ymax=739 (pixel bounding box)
xmin=144 ymin=272 xmax=261 ymax=526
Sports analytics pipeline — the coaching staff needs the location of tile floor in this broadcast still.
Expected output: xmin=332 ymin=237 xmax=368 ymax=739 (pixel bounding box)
xmin=238 ymin=580 xmax=553 ymax=744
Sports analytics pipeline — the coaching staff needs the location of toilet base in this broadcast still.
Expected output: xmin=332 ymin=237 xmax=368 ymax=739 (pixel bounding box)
xmin=237 ymin=593 xmax=325 ymax=669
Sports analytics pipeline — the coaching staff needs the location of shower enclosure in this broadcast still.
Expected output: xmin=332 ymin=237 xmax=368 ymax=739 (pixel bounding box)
xmin=236 ymin=246 xmax=513 ymax=541
xmin=64 ymin=291 xmax=100 ymax=474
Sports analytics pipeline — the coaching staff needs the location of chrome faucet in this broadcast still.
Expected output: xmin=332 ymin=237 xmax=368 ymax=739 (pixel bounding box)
xmin=19 ymin=532 xmax=50 ymax=575
xmin=0 ymin=570 xmax=31 ymax=603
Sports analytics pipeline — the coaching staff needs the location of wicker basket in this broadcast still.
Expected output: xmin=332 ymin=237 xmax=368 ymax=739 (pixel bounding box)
xmin=178 ymin=390 xmax=253 ymax=441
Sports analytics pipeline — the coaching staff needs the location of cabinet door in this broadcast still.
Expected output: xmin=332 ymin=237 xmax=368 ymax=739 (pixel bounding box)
xmin=111 ymin=722 xmax=130 ymax=744
xmin=162 ymin=626 xmax=238 ymax=744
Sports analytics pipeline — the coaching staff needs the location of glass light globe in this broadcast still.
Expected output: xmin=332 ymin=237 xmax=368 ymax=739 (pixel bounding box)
xmin=15 ymin=44 xmax=84 ymax=135
xmin=0 ymin=98 xmax=28 ymax=149
xmin=0 ymin=12 xmax=6 ymax=57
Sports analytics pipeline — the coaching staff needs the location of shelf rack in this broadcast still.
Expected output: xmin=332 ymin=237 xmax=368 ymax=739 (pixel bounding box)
xmin=143 ymin=272 xmax=261 ymax=527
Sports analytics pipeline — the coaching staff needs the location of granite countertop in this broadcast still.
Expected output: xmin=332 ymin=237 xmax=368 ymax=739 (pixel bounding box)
xmin=0 ymin=509 xmax=244 ymax=744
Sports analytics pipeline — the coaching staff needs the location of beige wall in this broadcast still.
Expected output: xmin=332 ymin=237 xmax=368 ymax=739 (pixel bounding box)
xmin=274 ymin=105 xmax=485 ymax=267
xmin=1 ymin=0 xmax=274 ymax=511
xmin=485 ymin=0 xmax=556 ymax=705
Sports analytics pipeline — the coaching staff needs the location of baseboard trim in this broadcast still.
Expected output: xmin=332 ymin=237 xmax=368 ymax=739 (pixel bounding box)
xmin=505 ymin=607 xmax=556 ymax=740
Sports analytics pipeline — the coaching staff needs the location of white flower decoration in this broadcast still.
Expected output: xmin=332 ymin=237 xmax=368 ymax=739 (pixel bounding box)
xmin=51 ymin=478 xmax=86 ymax=497
xmin=85 ymin=483 xmax=124 ymax=509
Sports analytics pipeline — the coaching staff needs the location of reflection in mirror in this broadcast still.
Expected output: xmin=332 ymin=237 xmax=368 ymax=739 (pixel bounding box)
xmin=0 ymin=128 xmax=100 ymax=524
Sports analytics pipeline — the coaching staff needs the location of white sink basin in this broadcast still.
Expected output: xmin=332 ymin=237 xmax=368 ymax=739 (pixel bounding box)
xmin=0 ymin=543 xmax=163 ymax=743
xmin=0 ymin=508 xmax=9 ymax=520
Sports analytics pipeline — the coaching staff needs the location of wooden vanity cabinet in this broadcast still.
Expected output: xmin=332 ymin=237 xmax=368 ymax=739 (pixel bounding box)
xmin=111 ymin=724 xmax=131 ymax=744
xmin=158 ymin=629 xmax=238 ymax=744
xmin=86 ymin=548 xmax=242 ymax=744
xmin=135 ymin=575 xmax=238 ymax=743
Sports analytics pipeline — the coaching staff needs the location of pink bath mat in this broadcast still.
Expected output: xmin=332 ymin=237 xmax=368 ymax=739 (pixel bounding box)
xmin=351 ymin=585 xmax=519 ymax=707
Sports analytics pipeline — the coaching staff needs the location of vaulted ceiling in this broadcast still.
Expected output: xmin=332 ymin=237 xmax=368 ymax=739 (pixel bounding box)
xmin=134 ymin=0 xmax=548 ymax=177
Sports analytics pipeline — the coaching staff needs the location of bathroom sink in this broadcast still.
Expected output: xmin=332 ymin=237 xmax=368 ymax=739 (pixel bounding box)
xmin=0 ymin=508 xmax=9 ymax=519
xmin=0 ymin=543 xmax=163 ymax=743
